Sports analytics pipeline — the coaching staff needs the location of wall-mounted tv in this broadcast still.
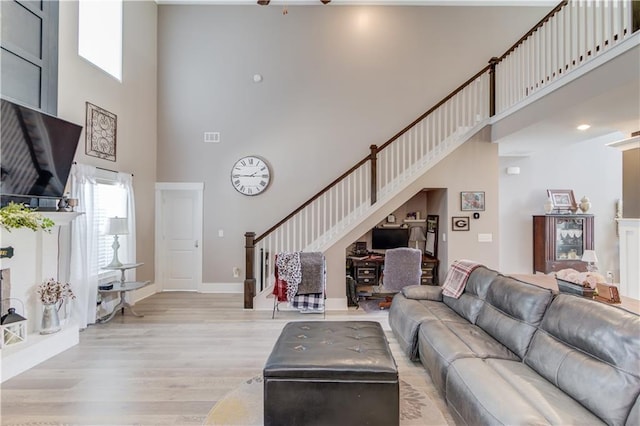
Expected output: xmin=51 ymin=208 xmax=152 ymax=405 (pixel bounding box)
xmin=371 ymin=228 xmax=409 ymax=250
xmin=1 ymin=98 xmax=82 ymax=205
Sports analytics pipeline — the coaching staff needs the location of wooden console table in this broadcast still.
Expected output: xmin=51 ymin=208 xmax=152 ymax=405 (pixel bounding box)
xmin=97 ymin=263 xmax=150 ymax=323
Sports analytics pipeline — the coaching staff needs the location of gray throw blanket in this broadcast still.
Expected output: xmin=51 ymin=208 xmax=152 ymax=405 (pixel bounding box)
xmin=296 ymin=252 xmax=325 ymax=295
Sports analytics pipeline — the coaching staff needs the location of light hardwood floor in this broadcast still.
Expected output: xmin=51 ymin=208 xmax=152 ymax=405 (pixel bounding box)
xmin=1 ymin=292 xmax=448 ymax=425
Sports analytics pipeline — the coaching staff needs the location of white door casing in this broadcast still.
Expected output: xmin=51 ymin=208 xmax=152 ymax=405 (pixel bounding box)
xmin=155 ymin=183 xmax=203 ymax=291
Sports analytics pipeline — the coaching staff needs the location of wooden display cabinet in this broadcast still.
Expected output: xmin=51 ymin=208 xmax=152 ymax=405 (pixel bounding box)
xmin=533 ymin=215 xmax=594 ymax=274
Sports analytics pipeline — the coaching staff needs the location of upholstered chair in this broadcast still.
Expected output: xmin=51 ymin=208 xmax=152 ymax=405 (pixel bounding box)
xmin=379 ymin=247 xmax=423 ymax=308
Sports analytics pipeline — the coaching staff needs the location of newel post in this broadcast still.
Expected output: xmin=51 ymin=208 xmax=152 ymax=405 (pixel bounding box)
xmin=488 ymin=57 xmax=499 ymax=117
xmin=244 ymin=231 xmax=256 ymax=309
xmin=370 ymin=144 xmax=378 ymax=205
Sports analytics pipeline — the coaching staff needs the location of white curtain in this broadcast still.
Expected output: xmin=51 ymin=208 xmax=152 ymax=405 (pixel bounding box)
xmin=117 ymin=172 xmax=136 ymax=284
xmin=69 ymin=163 xmax=99 ymax=329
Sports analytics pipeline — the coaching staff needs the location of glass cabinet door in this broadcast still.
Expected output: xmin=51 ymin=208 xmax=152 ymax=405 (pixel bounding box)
xmin=555 ymin=218 xmax=584 ymax=261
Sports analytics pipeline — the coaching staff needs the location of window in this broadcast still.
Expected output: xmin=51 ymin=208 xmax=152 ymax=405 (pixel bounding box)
xmin=94 ymin=179 xmax=128 ymax=280
xmin=78 ymin=0 xmax=123 ymax=81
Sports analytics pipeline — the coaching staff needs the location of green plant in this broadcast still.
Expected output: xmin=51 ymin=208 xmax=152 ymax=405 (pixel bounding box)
xmin=0 ymin=202 xmax=55 ymax=232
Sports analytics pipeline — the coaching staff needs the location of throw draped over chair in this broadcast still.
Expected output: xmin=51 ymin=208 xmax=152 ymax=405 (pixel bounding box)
xmin=379 ymin=247 xmax=423 ymax=308
xmin=272 ymin=251 xmax=326 ymax=319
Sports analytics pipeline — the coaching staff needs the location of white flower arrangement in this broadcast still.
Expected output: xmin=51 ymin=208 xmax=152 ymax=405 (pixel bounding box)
xmin=37 ymin=279 xmax=76 ymax=307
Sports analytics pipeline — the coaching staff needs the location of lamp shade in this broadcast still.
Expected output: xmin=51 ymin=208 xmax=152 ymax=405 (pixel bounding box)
xmin=409 ymin=226 xmax=426 ymax=242
xmin=105 ymin=217 xmax=128 ymax=235
xmin=581 ymin=250 xmax=598 ymax=263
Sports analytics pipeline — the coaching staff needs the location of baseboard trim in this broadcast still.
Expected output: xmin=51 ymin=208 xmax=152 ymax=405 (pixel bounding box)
xmin=199 ymin=282 xmax=243 ymax=293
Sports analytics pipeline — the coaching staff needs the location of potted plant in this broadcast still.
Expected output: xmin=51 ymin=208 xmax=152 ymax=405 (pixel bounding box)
xmin=0 ymin=202 xmax=55 ymax=232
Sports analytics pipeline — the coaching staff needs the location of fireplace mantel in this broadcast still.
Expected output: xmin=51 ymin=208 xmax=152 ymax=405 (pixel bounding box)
xmin=1 ymin=212 xmax=82 ymax=382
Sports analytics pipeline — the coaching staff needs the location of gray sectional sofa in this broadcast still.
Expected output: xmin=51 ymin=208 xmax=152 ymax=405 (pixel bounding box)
xmin=388 ymin=266 xmax=640 ymax=425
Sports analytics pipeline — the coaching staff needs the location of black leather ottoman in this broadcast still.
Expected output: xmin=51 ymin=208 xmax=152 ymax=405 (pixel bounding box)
xmin=264 ymin=321 xmax=399 ymax=426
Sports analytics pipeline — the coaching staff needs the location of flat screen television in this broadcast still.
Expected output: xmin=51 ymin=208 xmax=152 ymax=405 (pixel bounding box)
xmin=371 ymin=228 xmax=409 ymax=250
xmin=0 ymin=98 xmax=82 ymax=205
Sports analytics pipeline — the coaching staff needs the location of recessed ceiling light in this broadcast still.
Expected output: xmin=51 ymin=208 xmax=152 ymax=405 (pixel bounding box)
xmin=577 ymin=124 xmax=591 ymax=131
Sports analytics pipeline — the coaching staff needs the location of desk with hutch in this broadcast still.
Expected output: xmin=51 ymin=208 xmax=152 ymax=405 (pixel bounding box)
xmin=348 ymin=254 xmax=439 ymax=301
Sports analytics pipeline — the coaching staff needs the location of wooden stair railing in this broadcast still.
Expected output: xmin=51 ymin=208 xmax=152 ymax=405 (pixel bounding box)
xmin=244 ymin=0 xmax=637 ymax=308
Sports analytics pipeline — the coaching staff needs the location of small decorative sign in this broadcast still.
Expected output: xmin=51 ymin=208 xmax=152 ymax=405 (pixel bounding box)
xmin=0 ymin=247 xmax=14 ymax=259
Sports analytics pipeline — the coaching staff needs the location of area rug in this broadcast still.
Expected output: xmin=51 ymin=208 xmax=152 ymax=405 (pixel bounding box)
xmin=204 ymin=375 xmax=453 ymax=425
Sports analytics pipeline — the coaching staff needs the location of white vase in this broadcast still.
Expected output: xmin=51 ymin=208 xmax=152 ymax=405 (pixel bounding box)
xmin=579 ymin=196 xmax=591 ymax=213
xmin=40 ymin=303 xmax=61 ymax=334
xmin=544 ymin=197 xmax=554 ymax=214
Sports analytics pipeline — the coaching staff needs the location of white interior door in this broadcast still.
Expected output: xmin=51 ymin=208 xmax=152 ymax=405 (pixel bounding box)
xmin=156 ymin=183 xmax=203 ymax=291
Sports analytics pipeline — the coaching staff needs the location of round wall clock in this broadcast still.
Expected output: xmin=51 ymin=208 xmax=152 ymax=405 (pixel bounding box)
xmin=230 ymin=155 xmax=272 ymax=196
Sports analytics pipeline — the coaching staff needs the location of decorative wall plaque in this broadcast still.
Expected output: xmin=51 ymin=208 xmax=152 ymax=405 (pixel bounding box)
xmin=0 ymin=247 xmax=14 ymax=258
xmin=85 ymin=102 xmax=117 ymax=162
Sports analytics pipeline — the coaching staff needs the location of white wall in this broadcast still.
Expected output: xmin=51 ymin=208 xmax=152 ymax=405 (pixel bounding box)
xmin=499 ymin=134 xmax=622 ymax=277
xmin=57 ymin=0 xmax=158 ymax=282
xmin=157 ymin=4 xmax=548 ymax=286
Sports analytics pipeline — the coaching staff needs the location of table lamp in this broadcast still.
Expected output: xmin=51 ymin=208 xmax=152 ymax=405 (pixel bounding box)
xmin=105 ymin=217 xmax=128 ymax=267
xmin=409 ymin=226 xmax=427 ymax=251
xmin=581 ymin=249 xmax=598 ymax=272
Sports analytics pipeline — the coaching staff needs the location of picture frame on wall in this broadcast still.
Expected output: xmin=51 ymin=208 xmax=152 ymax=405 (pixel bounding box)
xmin=452 ymin=216 xmax=470 ymax=231
xmin=85 ymin=102 xmax=117 ymax=162
xmin=461 ymin=191 xmax=485 ymax=211
xmin=547 ymin=189 xmax=576 ymax=212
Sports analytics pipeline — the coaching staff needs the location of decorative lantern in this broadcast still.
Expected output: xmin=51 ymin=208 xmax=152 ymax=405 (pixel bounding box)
xmin=1 ymin=303 xmax=28 ymax=347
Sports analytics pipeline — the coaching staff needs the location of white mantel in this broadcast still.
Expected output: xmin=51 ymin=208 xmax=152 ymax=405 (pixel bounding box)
xmin=1 ymin=212 xmax=81 ymax=382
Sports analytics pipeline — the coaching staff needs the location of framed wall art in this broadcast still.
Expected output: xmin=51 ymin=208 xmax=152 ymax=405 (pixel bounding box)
xmin=452 ymin=216 xmax=470 ymax=231
xmin=85 ymin=102 xmax=117 ymax=162
xmin=461 ymin=191 xmax=485 ymax=211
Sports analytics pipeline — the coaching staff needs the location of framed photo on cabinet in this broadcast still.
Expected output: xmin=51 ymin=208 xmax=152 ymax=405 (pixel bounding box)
xmin=547 ymin=189 xmax=576 ymax=212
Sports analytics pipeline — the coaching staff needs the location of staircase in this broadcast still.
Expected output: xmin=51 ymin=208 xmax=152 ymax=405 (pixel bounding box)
xmin=244 ymin=0 xmax=638 ymax=309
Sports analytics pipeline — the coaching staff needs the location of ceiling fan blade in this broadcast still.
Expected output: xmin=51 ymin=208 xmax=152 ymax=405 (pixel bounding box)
xmin=257 ymin=0 xmax=270 ymax=5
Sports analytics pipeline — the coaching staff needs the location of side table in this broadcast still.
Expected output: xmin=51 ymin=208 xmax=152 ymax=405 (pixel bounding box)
xmin=98 ymin=263 xmax=150 ymax=323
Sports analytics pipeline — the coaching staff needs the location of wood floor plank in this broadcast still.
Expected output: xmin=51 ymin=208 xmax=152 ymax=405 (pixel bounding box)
xmin=1 ymin=292 xmax=447 ymax=425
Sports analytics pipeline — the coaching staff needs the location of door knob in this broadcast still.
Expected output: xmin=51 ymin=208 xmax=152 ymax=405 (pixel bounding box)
xmin=195 ymin=240 xmax=199 ymax=248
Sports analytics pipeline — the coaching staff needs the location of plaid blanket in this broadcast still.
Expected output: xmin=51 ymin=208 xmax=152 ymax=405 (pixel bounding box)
xmin=291 ymin=293 xmax=324 ymax=312
xmin=442 ymin=260 xmax=483 ymax=299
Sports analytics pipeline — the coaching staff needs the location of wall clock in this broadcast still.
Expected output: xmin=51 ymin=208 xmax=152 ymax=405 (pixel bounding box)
xmin=230 ymin=155 xmax=272 ymax=196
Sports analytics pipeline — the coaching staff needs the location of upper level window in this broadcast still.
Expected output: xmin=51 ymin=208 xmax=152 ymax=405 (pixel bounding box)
xmin=78 ymin=0 xmax=123 ymax=81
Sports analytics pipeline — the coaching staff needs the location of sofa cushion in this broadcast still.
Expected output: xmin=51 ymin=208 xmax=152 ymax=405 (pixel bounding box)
xmin=418 ymin=319 xmax=519 ymax=396
xmin=476 ymin=275 xmax=554 ymax=359
xmin=443 ymin=266 xmax=497 ymax=324
xmin=402 ymin=284 xmax=443 ymax=301
xmin=389 ymin=293 xmax=466 ymax=361
xmin=446 ymin=358 xmax=605 ymax=425
xmin=525 ymin=294 xmax=640 ymax=425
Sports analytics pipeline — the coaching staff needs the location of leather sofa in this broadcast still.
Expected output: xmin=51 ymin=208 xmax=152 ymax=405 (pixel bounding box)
xmin=388 ymin=266 xmax=640 ymax=425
